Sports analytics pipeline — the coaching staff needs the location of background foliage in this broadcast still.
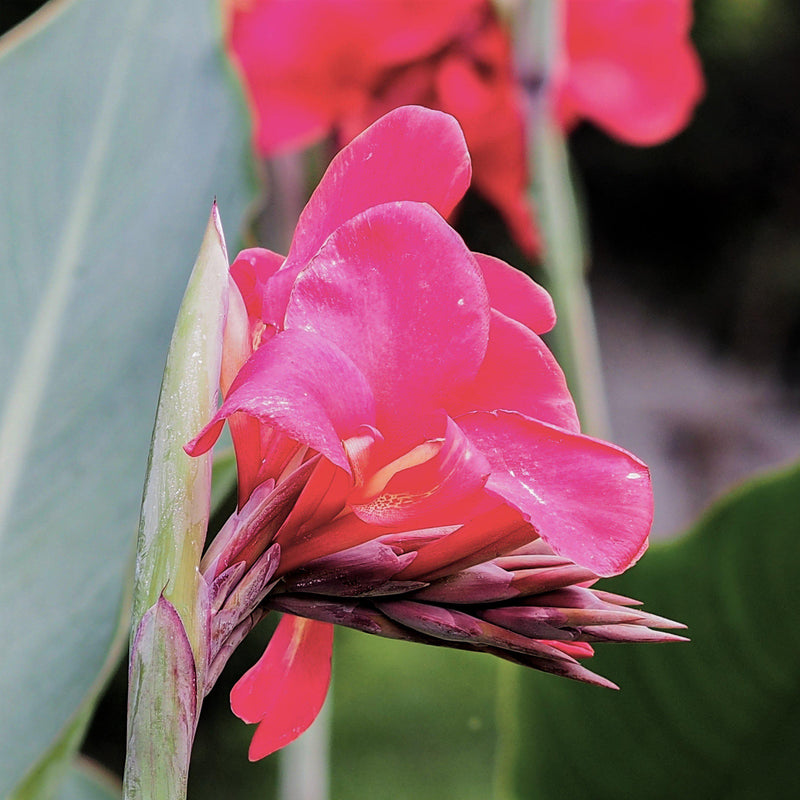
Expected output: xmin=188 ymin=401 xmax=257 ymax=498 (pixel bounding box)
xmin=0 ymin=0 xmax=252 ymax=795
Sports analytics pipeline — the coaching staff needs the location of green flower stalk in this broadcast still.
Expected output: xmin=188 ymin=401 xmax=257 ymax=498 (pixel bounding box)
xmin=514 ymin=0 xmax=610 ymax=439
xmin=123 ymin=205 xmax=230 ymax=800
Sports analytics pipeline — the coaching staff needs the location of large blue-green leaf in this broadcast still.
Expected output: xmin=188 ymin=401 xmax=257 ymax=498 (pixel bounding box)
xmin=0 ymin=0 xmax=253 ymax=794
xmin=57 ymin=759 xmax=121 ymax=800
xmin=513 ymin=461 xmax=800 ymax=799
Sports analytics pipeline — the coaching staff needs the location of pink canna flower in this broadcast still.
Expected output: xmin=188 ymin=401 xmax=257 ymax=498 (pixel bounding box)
xmin=187 ymin=106 xmax=682 ymax=761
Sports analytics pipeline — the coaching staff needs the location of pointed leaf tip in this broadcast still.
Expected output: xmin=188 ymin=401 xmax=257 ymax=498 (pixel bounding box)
xmin=210 ymin=200 xmax=228 ymax=262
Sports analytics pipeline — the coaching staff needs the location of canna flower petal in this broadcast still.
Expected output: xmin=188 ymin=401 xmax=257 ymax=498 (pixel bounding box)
xmin=230 ymin=615 xmax=334 ymax=760
xmin=256 ymin=107 xmax=473 ymax=329
xmin=284 ymin=105 xmax=471 ymax=274
xmin=397 ymin=503 xmax=536 ymax=581
xmin=285 ymin=200 xmax=490 ymax=444
xmin=349 ymin=414 xmax=491 ymax=527
xmin=474 ymin=253 xmax=556 ymax=335
xmin=229 ymin=247 xmax=285 ymax=328
xmin=447 ymin=310 xmax=579 ymax=433
xmin=458 ymin=410 xmax=653 ymax=576
xmin=556 ymin=0 xmax=704 ymax=145
xmin=227 ymin=0 xmax=485 ymax=155
xmin=184 ymin=107 xmax=674 ymax=762
xmin=185 ymin=329 xmax=375 ymax=479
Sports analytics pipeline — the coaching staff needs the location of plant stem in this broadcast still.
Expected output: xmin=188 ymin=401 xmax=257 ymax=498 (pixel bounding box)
xmin=515 ymin=0 xmax=611 ymax=439
xmin=123 ymin=207 xmax=230 ymax=800
xmin=492 ymin=662 xmax=521 ymax=800
xmin=278 ymin=690 xmax=332 ymax=800
xmin=532 ymin=119 xmax=611 ymax=438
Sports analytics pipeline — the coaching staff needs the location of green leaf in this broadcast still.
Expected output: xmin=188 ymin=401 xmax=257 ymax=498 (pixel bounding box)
xmin=0 ymin=0 xmax=253 ymax=794
xmin=331 ymin=629 xmax=500 ymax=800
xmin=513 ymin=461 xmax=800 ymax=799
xmin=56 ymin=758 xmax=122 ymax=800
xmin=9 ymin=592 xmax=128 ymax=800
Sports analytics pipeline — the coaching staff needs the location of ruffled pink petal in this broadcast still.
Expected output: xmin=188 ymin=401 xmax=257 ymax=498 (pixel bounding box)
xmin=350 ymin=414 xmax=490 ymax=527
xmin=285 ymin=201 xmax=490 ymax=445
xmin=230 ymin=248 xmax=285 ymax=327
xmin=230 ymin=615 xmax=334 ymax=760
xmin=458 ymin=410 xmax=653 ymax=577
xmin=448 ymin=310 xmax=579 ymax=432
xmin=556 ymin=0 xmax=704 ymax=145
xmin=473 ymin=254 xmax=556 ymax=334
xmin=284 ymin=106 xmax=472 ymax=274
xmin=185 ymin=329 xmax=375 ymax=476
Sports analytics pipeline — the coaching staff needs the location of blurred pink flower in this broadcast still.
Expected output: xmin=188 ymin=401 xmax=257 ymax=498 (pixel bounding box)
xmin=186 ymin=107 xmax=680 ymax=761
xmin=226 ymin=0 xmax=536 ymax=254
xmin=226 ymin=0 xmax=703 ymax=259
xmin=554 ymin=0 xmax=705 ymax=144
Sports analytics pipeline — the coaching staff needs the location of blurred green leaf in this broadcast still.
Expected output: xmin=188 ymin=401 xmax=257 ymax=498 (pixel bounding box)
xmin=57 ymin=759 xmax=121 ymax=800
xmin=513 ymin=461 xmax=800 ymax=799
xmin=331 ymin=628 xmax=499 ymax=800
xmin=210 ymin=448 xmax=237 ymax=515
xmin=0 ymin=0 xmax=253 ymax=794
xmin=10 ymin=593 xmax=128 ymax=800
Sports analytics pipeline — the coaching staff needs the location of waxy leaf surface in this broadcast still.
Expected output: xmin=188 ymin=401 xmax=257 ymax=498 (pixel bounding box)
xmin=0 ymin=0 xmax=252 ymax=793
